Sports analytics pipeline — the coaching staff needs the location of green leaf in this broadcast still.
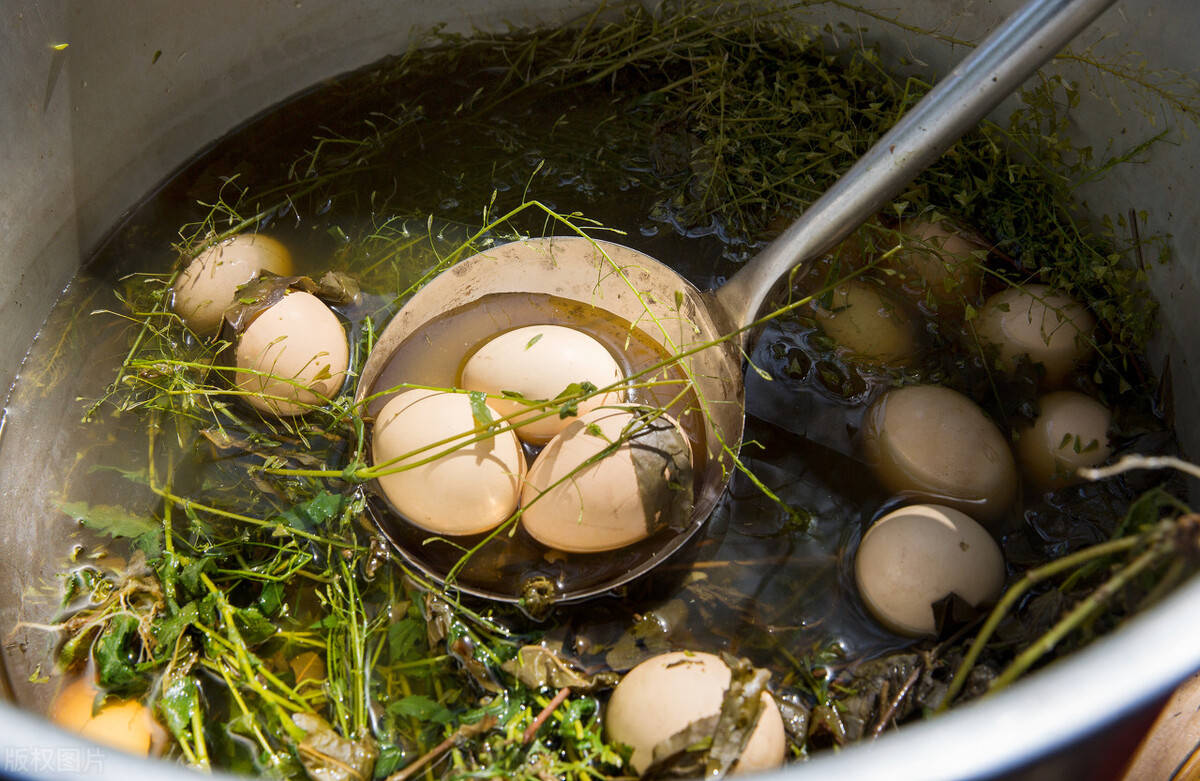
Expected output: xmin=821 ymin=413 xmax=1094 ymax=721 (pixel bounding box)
xmin=94 ymin=614 xmax=141 ymax=692
xmin=153 ymin=601 xmax=198 ymax=653
xmin=555 ymin=381 xmax=598 ymax=419
xmin=258 ymin=581 xmax=284 ymax=617
xmin=157 ymin=673 xmax=201 ymax=744
xmin=388 ymin=618 xmax=424 ymax=664
xmin=468 ymin=390 xmax=494 ymax=430
xmin=525 ymin=332 xmax=544 ymax=349
xmin=233 ymin=606 xmax=277 ymax=646
xmin=60 ymin=501 xmax=159 ymax=541
xmin=387 ymin=694 xmax=453 ymax=724
xmin=275 ymin=491 xmax=343 ymax=533
xmin=374 ymin=745 xmax=406 ymax=779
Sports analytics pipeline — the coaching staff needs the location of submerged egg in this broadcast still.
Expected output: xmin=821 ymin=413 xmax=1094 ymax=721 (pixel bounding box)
xmin=372 ymin=389 xmax=523 ymax=536
xmin=811 ymin=280 xmax=919 ymax=364
xmin=889 ymin=220 xmax=985 ymax=308
xmin=1016 ymin=391 xmax=1113 ymax=489
xmin=521 ymin=408 xmax=693 ymax=553
xmin=460 ymin=324 xmax=623 ymax=445
xmin=862 ymin=384 xmax=1017 ymax=526
xmin=605 ymin=651 xmax=787 ymax=776
xmin=172 ymin=233 xmax=293 ymax=336
xmin=855 ymin=504 xmax=1005 ymax=636
xmin=51 ymin=677 xmax=162 ymax=756
xmin=975 ymin=284 xmax=1095 ymax=385
xmin=234 ymin=291 xmax=350 ymax=416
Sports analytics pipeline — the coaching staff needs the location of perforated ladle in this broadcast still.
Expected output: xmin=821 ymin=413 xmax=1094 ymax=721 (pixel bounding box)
xmin=357 ymin=0 xmax=1117 ymax=606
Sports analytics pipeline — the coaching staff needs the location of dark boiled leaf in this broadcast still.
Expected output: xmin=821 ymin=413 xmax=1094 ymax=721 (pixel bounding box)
xmin=294 ymin=712 xmax=379 ymax=781
xmin=502 ymin=644 xmax=620 ymax=692
xmin=387 ymin=618 xmax=424 ymax=664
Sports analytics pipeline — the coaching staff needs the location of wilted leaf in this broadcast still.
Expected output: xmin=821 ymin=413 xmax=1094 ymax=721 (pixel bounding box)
xmin=501 ymin=645 xmax=620 ymax=692
xmin=294 ymin=712 xmax=379 ymax=781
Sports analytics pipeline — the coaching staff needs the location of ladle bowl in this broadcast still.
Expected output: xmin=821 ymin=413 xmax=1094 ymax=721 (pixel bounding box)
xmin=356 ymin=0 xmax=1119 ymax=605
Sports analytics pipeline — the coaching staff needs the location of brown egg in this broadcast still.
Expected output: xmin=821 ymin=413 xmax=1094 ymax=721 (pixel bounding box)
xmin=1016 ymin=391 xmax=1113 ymax=490
xmin=811 ymin=280 xmax=919 ymax=364
xmin=862 ymin=384 xmax=1017 ymax=526
xmin=51 ymin=677 xmax=162 ymax=756
xmin=521 ymin=408 xmax=693 ymax=553
xmin=172 ymin=233 xmax=293 ymax=336
xmin=460 ymin=324 xmax=624 ymax=445
xmin=605 ymin=651 xmax=787 ymax=776
xmin=855 ymin=504 xmax=1005 ymax=636
xmin=975 ymin=284 xmax=1095 ymax=386
xmin=234 ymin=291 xmax=349 ymax=416
xmin=889 ymin=220 xmax=985 ymax=308
xmin=372 ymin=389 xmax=524 ymax=536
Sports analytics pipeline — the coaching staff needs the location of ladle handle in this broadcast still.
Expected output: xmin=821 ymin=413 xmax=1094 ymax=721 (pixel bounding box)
xmin=713 ymin=0 xmax=1116 ymax=342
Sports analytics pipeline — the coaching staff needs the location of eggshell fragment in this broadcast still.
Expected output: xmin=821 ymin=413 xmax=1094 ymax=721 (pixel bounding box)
xmin=372 ymin=389 xmax=523 ymax=536
xmin=172 ymin=233 xmax=293 ymax=336
xmin=862 ymin=384 xmax=1017 ymax=525
xmin=855 ymin=504 xmax=1005 ymax=636
xmin=235 ymin=291 xmax=349 ymax=416
xmin=460 ymin=325 xmax=623 ymax=444
xmin=1016 ymin=391 xmax=1113 ymax=490
xmin=975 ymin=284 xmax=1095 ymax=386
xmin=521 ymin=408 xmax=693 ymax=553
xmin=889 ymin=220 xmax=985 ymax=308
xmin=605 ymin=651 xmax=787 ymax=776
xmin=51 ymin=677 xmax=162 ymax=756
xmin=812 ymin=280 xmax=919 ymax=364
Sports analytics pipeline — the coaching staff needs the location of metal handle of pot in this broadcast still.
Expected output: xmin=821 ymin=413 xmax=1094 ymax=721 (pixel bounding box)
xmin=712 ymin=0 xmax=1117 ymax=343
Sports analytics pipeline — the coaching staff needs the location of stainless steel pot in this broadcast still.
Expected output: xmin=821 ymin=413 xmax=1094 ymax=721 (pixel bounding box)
xmin=2 ymin=1 xmax=1197 ymax=778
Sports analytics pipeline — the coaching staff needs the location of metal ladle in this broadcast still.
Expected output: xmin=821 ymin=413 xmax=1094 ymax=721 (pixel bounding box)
xmin=357 ymin=0 xmax=1117 ymax=606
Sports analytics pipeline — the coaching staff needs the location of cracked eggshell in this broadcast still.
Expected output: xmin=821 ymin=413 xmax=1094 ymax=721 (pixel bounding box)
xmin=51 ymin=677 xmax=164 ymax=756
xmin=520 ymin=408 xmax=693 ymax=553
xmin=812 ymin=280 xmax=919 ymax=364
xmin=855 ymin=504 xmax=1005 ymax=637
xmin=1016 ymin=391 xmax=1113 ymax=490
xmin=234 ymin=291 xmax=349 ymax=416
xmin=460 ymin=324 xmax=623 ymax=445
xmin=975 ymin=284 xmax=1095 ymax=386
xmin=172 ymin=233 xmax=293 ymax=336
xmin=372 ymin=389 xmax=523 ymax=536
xmin=862 ymin=384 xmax=1017 ymax=526
xmin=606 ymin=651 xmax=787 ymax=776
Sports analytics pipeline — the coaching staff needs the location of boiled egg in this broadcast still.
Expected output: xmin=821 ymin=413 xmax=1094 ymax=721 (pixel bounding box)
xmin=606 ymin=651 xmax=787 ymax=776
xmin=172 ymin=233 xmax=293 ymax=336
xmin=975 ymin=284 xmax=1095 ymax=386
xmin=372 ymin=389 xmax=523 ymax=536
xmin=460 ymin=324 xmax=623 ymax=445
xmin=1016 ymin=391 xmax=1113 ymax=490
xmin=51 ymin=677 xmax=163 ymax=756
xmin=889 ymin=220 xmax=985 ymax=309
xmin=520 ymin=407 xmax=692 ymax=553
xmin=862 ymin=384 xmax=1017 ymax=526
xmin=234 ymin=290 xmax=349 ymax=416
xmin=811 ymin=280 xmax=919 ymax=364
xmin=855 ymin=503 xmax=1005 ymax=636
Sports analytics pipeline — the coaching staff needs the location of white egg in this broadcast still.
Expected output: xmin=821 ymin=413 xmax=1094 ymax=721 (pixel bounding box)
xmin=51 ymin=677 xmax=163 ymax=756
xmin=855 ymin=504 xmax=1005 ymax=637
xmin=605 ymin=651 xmax=787 ymax=776
xmin=235 ymin=291 xmax=350 ymax=416
xmin=372 ymin=389 xmax=524 ymax=536
xmin=889 ymin=220 xmax=985 ymax=309
xmin=460 ymin=324 xmax=623 ymax=445
xmin=172 ymin=233 xmax=293 ymax=336
xmin=1016 ymin=391 xmax=1113 ymax=490
xmin=520 ymin=408 xmax=692 ymax=553
xmin=862 ymin=384 xmax=1017 ymax=526
xmin=975 ymin=284 xmax=1095 ymax=386
xmin=811 ymin=280 xmax=919 ymax=364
